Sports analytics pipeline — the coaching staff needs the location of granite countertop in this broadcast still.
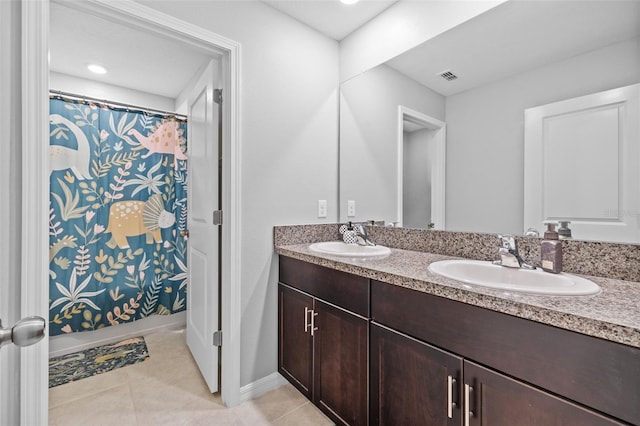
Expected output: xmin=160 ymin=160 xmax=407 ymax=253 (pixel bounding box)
xmin=276 ymin=243 xmax=640 ymax=349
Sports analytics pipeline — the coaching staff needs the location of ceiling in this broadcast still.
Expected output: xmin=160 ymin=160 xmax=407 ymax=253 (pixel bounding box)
xmin=385 ymin=0 xmax=640 ymax=96
xmin=49 ymin=0 xmax=396 ymax=99
xmin=50 ymin=1 xmax=640 ymax=100
xmin=262 ymin=0 xmax=398 ymax=41
xmin=50 ymin=2 xmax=213 ymax=99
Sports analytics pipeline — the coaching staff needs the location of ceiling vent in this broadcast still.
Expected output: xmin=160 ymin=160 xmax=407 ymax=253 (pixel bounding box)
xmin=438 ymin=70 xmax=458 ymax=81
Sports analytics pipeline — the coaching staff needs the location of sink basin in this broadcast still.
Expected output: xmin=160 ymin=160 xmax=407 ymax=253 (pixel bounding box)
xmin=428 ymin=259 xmax=600 ymax=296
xmin=309 ymin=241 xmax=391 ymax=258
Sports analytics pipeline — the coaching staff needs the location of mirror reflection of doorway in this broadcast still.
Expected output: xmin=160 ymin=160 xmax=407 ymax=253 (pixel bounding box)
xmin=397 ymin=107 xmax=446 ymax=230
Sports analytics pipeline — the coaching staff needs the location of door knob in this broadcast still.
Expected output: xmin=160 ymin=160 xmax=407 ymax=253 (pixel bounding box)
xmin=0 ymin=316 xmax=46 ymax=349
xmin=180 ymin=230 xmax=189 ymax=238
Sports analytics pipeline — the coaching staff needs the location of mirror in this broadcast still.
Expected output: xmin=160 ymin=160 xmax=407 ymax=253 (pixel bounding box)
xmin=339 ymin=0 xmax=640 ymax=242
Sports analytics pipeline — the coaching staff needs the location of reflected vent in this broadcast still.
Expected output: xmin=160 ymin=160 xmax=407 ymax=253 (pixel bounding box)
xmin=438 ymin=70 xmax=458 ymax=81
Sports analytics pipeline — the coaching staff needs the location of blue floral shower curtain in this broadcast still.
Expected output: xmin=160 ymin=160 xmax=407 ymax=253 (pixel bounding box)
xmin=48 ymin=97 xmax=188 ymax=336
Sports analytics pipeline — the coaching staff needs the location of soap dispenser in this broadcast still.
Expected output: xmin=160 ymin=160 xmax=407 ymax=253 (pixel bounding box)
xmin=557 ymin=221 xmax=572 ymax=239
xmin=541 ymin=223 xmax=563 ymax=274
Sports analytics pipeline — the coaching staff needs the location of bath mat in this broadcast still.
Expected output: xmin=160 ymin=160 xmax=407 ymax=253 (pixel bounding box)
xmin=49 ymin=336 xmax=149 ymax=388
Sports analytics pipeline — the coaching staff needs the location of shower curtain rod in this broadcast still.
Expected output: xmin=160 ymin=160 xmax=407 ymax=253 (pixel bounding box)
xmin=49 ymin=89 xmax=187 ymax=121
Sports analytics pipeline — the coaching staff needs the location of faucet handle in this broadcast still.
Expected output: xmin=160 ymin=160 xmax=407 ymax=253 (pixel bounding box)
xmin=497 ymin=234 xmax=517 ymax=251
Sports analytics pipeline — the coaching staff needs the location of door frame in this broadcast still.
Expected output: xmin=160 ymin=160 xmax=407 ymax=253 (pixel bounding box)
xmin=396 ymin=106 xmax=446 ymax=229
xmin=21 ymin=0 xmax=50 ymax=424
xmin=24 ymin=1 xmax=242 ymax=421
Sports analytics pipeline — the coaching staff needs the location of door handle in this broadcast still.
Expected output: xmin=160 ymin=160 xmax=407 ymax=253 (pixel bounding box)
xmin=0 ymin=316 xmax=46 ymax=349
xmin=180 ymin=230 xmax=189 ymax=238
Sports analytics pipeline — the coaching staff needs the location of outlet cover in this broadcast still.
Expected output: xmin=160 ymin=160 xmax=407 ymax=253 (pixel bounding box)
xmin=318 ymin=200 xmax=327 ymax=218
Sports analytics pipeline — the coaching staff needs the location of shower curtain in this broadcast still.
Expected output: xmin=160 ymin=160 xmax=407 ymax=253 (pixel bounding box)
xmin=48 ymin=96 xmax=188 ymax=336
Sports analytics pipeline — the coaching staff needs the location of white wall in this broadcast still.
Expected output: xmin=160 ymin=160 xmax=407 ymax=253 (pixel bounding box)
xmin=50 ymin=71 xmax=176 ymax=112
xmin=136 ymin=0 xmax=339 ymax=388
xmin=445 ymin=37 xmax=640 ymax=235
xmin=340 ymin=63 xmax=444 ymax=224
xmin=339 ymin=0 xmax=506 ymax=83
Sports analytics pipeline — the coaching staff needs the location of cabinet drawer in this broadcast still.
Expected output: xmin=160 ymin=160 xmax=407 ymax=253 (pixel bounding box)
xmin=279 ymin=256 xmax=369 ymax=317
xmin=371 ymin=280 xmax=640 ymax=425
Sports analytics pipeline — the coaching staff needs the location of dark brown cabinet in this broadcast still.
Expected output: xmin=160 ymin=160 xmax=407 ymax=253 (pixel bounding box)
xmin=464 ymin=361 xmax=622 ymax=426
xmin=278 ymin=257 xmax=369 ymax=426
xmin=371 ymin=324 xmax=624 ymax=426
xmin=313 ymin=300 xmax=368 ymax=426
xmin=278 ymin=284 xmax=313 ymax=398
xmin=279 ymin=256 xmax=638 ymax=426
xmin=370 ymin=324 xmax=462 ymax=425
xmin=371 ymin=279 xmax=637 ymax=426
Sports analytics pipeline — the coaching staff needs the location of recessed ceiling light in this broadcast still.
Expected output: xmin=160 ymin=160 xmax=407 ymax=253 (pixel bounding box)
xmin=87 ymin=64 xmax=107 ymax=74
xmin=340 ymin=0 xmax=360 ymax=5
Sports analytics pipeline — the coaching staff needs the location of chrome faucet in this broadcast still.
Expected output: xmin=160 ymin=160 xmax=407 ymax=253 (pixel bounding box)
xmin=493 ymin=234 xmax=535 ymax=269
xmin=351 ymin=223 xmax=376 ymax=246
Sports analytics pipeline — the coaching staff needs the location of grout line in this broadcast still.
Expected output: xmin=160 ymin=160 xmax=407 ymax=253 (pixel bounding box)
xmin=269 ymin=400 xmax=313 ymax=423
xmin=48 ymin=373 xmax=128 ymax=408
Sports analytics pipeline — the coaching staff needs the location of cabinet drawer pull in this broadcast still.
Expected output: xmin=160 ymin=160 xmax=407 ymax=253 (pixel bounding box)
xmin=464 ymin=384 xmax=474 ymax=426
xmin=304 ymin=307 xmax=311 ymax=334
xmin=447 ymin=375 xmax=457 ymax=418
xmin=311 ymin=311 xmax=318 ymax=336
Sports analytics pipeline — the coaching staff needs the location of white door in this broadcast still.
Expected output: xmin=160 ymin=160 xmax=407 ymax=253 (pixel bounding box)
xmin=524 ymin=84 xmax=640 ymax=243
xmin=186 ymin=59 xmax=222 ymax=393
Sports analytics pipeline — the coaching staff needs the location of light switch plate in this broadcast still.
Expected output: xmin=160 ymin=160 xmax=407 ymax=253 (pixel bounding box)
xmin=347 ymin=200 xmax=356 ymax=217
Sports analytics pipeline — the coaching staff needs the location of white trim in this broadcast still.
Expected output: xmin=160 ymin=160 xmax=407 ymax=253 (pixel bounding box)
xmin=21 ymin=0 xmax=50 ymax=425
xmin=44 ymin=0 xmax=242 ymax=408
xmin=221 ymin=36 xmax=243 ymax=408
xmin=239 ymin=373 xmax=289 ymax=404
xmin=49 ymin=312 xmax=186 ymax=358
xmin=1 ymin=1 xmax=22 ymax=423
xmin=397 ymin=106 xmax=447 ymax=230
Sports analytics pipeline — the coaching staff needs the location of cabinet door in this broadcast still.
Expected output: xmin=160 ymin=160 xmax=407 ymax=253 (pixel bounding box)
xmin=464 ymin=361 xmax=623 ymax=426
xmin=370 ymin=324 xmax=463 ymax=426
xmin=278 ymin=284 xmax=313 ymax=398
xmin=313 ymin=299 xmax=368 ymax=426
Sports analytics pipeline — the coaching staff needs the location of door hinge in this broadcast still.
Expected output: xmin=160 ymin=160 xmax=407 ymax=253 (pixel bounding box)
xmin=213 ymin=210 xmax=223 ymax=225
xmin=213 ymin=330 xmax=223 ymax=347
xmin=214 ymin=89 xmax=223 ymax=105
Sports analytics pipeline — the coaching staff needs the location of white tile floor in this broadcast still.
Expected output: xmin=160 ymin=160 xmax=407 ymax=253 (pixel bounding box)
xmin=49 ymin=329 xmax=334 ymax=425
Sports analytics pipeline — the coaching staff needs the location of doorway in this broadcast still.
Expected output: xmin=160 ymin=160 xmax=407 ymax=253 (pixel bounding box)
xmin=396 ymin=106 xmax=446 ymax=230
xmin=15 ymin=1 xmax=241 ymax=422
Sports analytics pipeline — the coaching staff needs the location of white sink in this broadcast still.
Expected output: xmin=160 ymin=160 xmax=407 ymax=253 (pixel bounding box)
xmin=428 ymin=259 xmax=601 ymax=296
xmin=309 ymin=241 xmax=391 ymax=258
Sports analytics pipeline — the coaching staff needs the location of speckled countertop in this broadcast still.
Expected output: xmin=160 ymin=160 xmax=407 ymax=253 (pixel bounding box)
xmin=276 ymin=243 xmax=640 ymax=349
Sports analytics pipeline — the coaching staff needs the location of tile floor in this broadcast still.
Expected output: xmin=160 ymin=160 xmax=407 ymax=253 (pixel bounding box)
xmin=49 ymin=329 xmax=334 ymax=425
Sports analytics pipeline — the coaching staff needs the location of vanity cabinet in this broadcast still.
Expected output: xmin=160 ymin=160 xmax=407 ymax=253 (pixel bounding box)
xmin=371 ymin=280 xmax=638 ymax=425
xmin=278 ymin=256 xmax=639 ymax=425
xmin=278 ymin=257 xmax=369 ymax=426
xmin=370 ymin=324 xmax=620 ymax=426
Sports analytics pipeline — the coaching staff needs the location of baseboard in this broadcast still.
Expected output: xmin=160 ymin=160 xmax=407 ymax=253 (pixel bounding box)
xmin=238 ymin=372 xmax=288 ymax=404
xmin=49 ymin=311 xmax=186 ymax=358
